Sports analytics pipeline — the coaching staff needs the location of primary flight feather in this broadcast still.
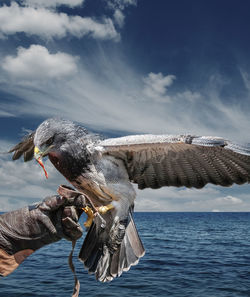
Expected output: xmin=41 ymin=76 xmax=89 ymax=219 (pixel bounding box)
xmin=9 ymin=118 xmax=250 ymax=281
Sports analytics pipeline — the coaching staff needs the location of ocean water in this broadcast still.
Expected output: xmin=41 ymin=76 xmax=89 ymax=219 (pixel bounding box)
xmin=1 ymin=212 xmax=250 ymax=297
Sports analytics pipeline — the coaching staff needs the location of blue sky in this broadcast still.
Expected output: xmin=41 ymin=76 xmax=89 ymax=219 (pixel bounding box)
xmin=1 ymin=0 xmax=250 ymax=211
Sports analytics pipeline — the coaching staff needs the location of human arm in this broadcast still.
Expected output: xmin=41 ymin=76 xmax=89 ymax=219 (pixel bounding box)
xmin=0 ymin=187 xmax=85 ymax=277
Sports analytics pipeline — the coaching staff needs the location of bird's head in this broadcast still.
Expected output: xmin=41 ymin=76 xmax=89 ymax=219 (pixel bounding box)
xmin=33 ymin=118 xmax=87 ymax=178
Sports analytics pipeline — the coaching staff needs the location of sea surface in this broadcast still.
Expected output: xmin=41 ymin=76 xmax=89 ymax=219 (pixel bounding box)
xmin=1 ymin=212 xmax=250 ymax=297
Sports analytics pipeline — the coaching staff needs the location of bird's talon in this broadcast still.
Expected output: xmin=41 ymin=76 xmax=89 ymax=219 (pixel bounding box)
xmin=82 ymin=206 xmax=94 ymax=228
xmin=98 ymin=204 xmax=114 ymax=214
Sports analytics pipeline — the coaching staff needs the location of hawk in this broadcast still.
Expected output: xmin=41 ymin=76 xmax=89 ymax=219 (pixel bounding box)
xmin=9 ymin=118 xmax=250 ymax=282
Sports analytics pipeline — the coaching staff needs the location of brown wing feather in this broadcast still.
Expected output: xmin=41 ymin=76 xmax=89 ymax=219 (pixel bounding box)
xmin=98 ymin=135 xmax=250 ymax=190
xmin=136 ymin=145 xmax=250 ymax=189
xmin=9 ymin=132 xmax=35 ymax=162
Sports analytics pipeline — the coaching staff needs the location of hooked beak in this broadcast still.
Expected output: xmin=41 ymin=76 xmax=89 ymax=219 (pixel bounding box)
xmin=34 ymin=146 xmax=48 ymax=179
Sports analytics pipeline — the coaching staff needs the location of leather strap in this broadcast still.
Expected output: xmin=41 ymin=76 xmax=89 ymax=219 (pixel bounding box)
xmin=68 ymin=240 xmax=80 ymax=297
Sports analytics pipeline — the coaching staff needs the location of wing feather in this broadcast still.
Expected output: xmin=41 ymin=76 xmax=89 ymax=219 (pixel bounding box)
xmin=9 ymin=132 xmax=35 ymax=162
xmin=97 ymin=134 xmax=250 ymax=189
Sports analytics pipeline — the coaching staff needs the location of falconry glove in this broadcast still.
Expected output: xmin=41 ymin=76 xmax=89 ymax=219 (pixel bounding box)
xmin=0 ymin=188 xmax=86 ymax=277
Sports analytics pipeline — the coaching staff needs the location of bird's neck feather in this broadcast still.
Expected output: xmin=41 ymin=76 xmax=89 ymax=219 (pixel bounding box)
xmin=48 ymin=143 xmax=90 ymax=181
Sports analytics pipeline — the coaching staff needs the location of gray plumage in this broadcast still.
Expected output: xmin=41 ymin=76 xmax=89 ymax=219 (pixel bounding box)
xmin=9 ymin=118 xmax=250 ymax=282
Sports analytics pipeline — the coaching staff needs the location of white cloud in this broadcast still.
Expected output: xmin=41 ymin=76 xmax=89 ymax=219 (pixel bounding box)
xmin=216 ymin=195 xmax=243 ymax=205
xmin=0 ymin=2 xmax=119 ymax=41
xmin=106 ymin=0 xmax=137 ymax=10
xmin=134 ymin=185 xmax=250 ymax=212
xmin=142 ymin=72 xmax=202 ymax=104
xmin=113 ymin=9 xmax=125 ymax=27
xmin=1 ymin=47 xmax=250 ymax=145
xmin=2 ymin=45 xmax=78 ymax=80
xmin=22 ymin=0 xmax=85 ymax=8
xmin=106 ymin=0 xmax=136 ymax=28
xmin=0 ymin=2 xmax=250 ymax=212
xmin=0 ymin=143 xmax=69 ymax=211
xmin=181 ymin=193 xmax=246 ymax=212
xmin=1 ymin=51 xmax=250 ymax=142
xmin=143 ymin=72 xmax=176 ymax=102
xmin=175 ymin=90 xmax=201 ymax=102
xmin=0 ymin=140 xmax=16 ymax=153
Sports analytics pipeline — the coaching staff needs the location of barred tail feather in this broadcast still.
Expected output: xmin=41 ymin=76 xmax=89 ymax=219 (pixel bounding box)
xmin=78 ymin=210 xmax=145 ymax=282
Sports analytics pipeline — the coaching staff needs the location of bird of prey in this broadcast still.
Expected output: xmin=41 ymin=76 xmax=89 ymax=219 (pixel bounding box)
xmin=9 ymin=118 xmax=250 ymax=282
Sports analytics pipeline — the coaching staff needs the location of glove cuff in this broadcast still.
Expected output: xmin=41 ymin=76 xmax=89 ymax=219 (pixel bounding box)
xmin=0 ymin=248 xmax=33 ymax=277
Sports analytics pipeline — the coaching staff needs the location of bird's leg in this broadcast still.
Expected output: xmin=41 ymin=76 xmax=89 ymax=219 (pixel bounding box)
xmin=57 ymin=185 xmax=107 ymax=229
xmin=82 ymin=206 xmax=94 ymax=228
xmin=82 ymin=205 xmax=111 ymax=229
xmin=97 ymin=204 xmax=114 ymax=214
xmin=77 ymin=192 xmax=110 ymax=228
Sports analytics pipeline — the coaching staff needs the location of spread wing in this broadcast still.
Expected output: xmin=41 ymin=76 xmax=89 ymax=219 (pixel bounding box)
xmin=96 ymin=134 xmax=250 ymax=189
xmin=8 ymin=132 xmax=35 ymax=162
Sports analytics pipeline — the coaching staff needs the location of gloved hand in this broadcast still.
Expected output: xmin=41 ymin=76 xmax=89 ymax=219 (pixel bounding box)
xmin=0 ymin=186 xmax=86 ymax=277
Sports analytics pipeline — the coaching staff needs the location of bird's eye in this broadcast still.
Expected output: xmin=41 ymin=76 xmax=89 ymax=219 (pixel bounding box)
xmin=45 ymin=136 xmax=54 ymax=146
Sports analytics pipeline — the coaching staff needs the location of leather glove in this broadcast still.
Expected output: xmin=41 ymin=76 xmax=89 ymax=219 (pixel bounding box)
xmin=0 ymin=187 xmax=86 ymax=277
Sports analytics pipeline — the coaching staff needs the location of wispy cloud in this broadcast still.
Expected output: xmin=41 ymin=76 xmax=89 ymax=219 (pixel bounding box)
xmin=113 ymin=9 xmax=125 ymax=28
xmin=106 ymin=0 xmax=137 ymax=28
xmin=0 ymin=110 xmax=15 ymax=117
xmin=0 ymin=2 xmax=119 ymax=41
xmin=241 ymin=69 xmax=250 ymax=93
xmin=1 ymin=52 xmax=250 ymax=141
xmin=135 ymin=185 xmax=250 ymax=212
xmin=216 ymin=195 xmax=243 ymax=205
xmin=1 ymin=61 xmax=250 ymax=211
xmin=1 ymin=0 xmax=250 ymax=212
xmin=106 ymin=0 xmax=137 ymax=10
